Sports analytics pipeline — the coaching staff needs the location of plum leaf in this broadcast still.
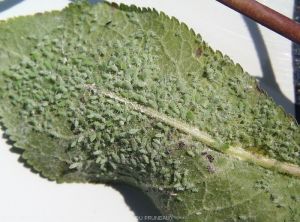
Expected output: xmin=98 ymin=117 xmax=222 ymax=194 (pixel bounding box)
xmin=0 ymin=1 xmax=299 ymax=221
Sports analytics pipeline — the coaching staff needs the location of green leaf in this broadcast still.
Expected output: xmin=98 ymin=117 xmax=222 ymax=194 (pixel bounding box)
xmin=0 ymin=2 xmax=300 ymax=221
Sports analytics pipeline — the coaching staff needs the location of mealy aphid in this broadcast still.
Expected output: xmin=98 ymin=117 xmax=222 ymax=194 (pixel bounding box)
xmin=0 ymin=2 xmax=299 ymax=222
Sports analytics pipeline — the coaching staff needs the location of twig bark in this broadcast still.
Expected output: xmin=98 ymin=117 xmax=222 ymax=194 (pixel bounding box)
xmin=216 ymin=0 xmax=300 ymax=44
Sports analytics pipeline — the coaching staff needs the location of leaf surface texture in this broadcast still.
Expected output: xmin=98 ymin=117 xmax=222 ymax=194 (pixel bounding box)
xmin=0 ymin=2 xmax=299 ymax=221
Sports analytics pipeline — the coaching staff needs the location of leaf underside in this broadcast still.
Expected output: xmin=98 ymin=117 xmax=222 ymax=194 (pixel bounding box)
xmin=0 ymin=2 xmax=299 ymax=221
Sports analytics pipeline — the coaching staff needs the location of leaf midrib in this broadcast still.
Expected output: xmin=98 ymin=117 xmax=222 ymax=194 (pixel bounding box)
xmin=96 ymin=87 xmax=300 ymax=178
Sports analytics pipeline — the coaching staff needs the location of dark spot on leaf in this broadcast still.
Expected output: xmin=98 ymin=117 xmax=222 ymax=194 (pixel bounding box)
xmin=110 ymin=3 xmax=118 ymax=13
xmin=201 ymin=151 xmax=208 ymax=156
xmin=105 ymin=20 xmax=112 ymax=26
xmin=195 ymin=47 xmax=202 ymax=58
xmin=178 ymin=141 xmax=185 ymax=148
xmin=206 ymin=154 xmax=214 ymax=163
xmin=207 ymin=165 xmax=215 ymax=174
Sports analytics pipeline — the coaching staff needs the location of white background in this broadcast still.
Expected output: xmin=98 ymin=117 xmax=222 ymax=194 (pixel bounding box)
xmin=0 ymin=1 xmax=295 ymax=222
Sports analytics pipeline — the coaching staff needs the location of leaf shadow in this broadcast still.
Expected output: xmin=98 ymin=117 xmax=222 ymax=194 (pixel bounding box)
xmin=111 ymin=183 xmax=165 ymax=222
xmin=0 ymin=0 xmax=24 ymax=14
xmin=71 ymin=0 xmax=104 ymax=4
xmin=293 ymin=1 xmax=300 ymax=122
xmin=0 ymin=0 xmax=104 ymax=15
xmin=243 ymin=16 xmax=295 ymax=116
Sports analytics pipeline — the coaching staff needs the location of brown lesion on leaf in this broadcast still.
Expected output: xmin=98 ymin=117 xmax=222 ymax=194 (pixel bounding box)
xmin=206 ymin=154 xmax=214 ymax=163
xmin=195 ymin=47 xmax=202 ymax=58
xmin=201 ymin=151 xmax=216 ymax=173
xmin=165 ymin=148 xmax=172 ymax=155
xmin=178 ymin=140 xmax=186 ymax=148
xmin=207 ymin=165 xmax=216 ymax=174
xmin=176 ymin=137 xmax=191 ymax=149
xmin=110 ymin=2 xmax=118 ymax=10
xmin=201 ymin=151 xmax=208 ymax=156
xmin=105 ymin=20 xmax=112 ymax=26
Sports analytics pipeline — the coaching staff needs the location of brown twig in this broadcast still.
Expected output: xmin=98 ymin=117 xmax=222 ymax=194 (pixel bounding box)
xmin=216 ymin=0 xmax=300 ymax=44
